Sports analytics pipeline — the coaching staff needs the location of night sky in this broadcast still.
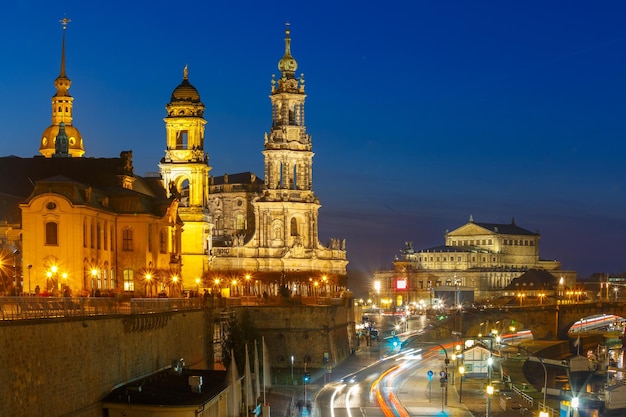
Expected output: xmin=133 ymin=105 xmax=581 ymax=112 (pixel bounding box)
xmin=2 ymin=1 xmax=626 ymax=280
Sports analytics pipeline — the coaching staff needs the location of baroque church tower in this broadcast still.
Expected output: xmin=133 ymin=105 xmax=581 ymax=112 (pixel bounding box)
xmin=39 ymin=18 xmax=85 ymax=158
xmin=159 ymin=66 xmax=212 ymax=281
xmin=208 ymin=26 xmax=347 ymax=279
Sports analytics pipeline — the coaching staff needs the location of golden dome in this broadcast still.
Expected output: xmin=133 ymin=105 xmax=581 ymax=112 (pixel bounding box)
xmin=40 ymin=123 xmax=84 ymax=158
xmin=170 ymin=65 xmax=201 ymax=103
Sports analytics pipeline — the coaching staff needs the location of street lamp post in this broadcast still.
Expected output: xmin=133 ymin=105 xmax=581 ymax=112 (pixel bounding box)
xmin=172 ymin=275 xmax=179 ymax=297
xmin=27 ymin=265 xmax=32 ymax=295
xmin=539 ymin=357 xmax=548 ymax=412
xmin=145 ymin=273 xmax=152 ymax=297
xmin=486 ymin=384 xmax=494 ymax=417
xmin=458 ymin=365 xmax=465 ymax=402
xmin=91 ymin=268 xmax=98 ymax=296
xmin=450 ymin=354 xmax=456 ymax=385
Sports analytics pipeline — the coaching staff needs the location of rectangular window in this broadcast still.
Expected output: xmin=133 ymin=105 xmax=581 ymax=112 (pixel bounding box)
xmin=123 ymin=269 xmax=134 ymax=291
xmin=122 ymin=229 xmax=133 ymax=251
xmin=83 ymin=222 xmax=87 ymax=247
xmin=159 ymin=230 xmax=167 ymax=253
xmin=148 ymin=224 xmax=152 ymax=252
xmin=97 ymin=223 xmax=101 ymax=250
xmin=45 ymin=222 xmax=58 ymax=245
xmin=103 ymin=225 xmax=108 ymax=251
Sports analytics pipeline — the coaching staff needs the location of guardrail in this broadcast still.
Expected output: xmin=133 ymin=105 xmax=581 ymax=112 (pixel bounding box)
xmin=537 ymin=401 xmax=558 ymax=417
xmin=512 ymin=385 xmax=534 ymax=406
xmin=0 ymin=295 xmax=344 ymax=321
xmin=0 ymin=297 xmax=204 ymax=321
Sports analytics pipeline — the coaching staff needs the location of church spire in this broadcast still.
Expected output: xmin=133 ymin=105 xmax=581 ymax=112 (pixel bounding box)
xmin=55 ymin=16 xmax=71 ymax=96
xmin=263 ymin=25 xmax=314 ymax=194
xmin=277 ymin=23 xmax=298 ymax=79
xmin=39 ymin=16 xmax=85 ymax=158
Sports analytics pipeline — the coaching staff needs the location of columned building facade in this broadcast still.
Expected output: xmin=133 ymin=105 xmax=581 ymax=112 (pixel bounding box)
xmin=373 ymin=217 xmax=576 ymax=307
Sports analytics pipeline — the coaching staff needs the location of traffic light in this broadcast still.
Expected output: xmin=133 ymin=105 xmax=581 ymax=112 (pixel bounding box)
xmin=303 ymin=372 xmax=310 ymax=383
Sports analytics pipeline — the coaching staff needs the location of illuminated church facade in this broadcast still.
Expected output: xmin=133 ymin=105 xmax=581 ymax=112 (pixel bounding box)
xmin=0 ymin=23 xmax=347 ymax=297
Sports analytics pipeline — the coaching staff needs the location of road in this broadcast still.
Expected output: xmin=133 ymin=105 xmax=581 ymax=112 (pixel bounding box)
xmin=311 ymin=314 xmax=477 ymax=417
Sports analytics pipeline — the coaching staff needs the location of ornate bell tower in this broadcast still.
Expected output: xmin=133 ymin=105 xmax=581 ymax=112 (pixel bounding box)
xmin=159 ymin=66 xmax=212 ymax=280
xmin=40 ymin=17 xmax=85 ymax=158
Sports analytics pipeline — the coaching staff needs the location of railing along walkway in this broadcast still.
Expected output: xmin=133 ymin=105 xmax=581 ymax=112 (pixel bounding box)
xmin=0 ymin=297 xmax=204 ymax=321
xmin=0 ymin=295 xmax=344 ymax=321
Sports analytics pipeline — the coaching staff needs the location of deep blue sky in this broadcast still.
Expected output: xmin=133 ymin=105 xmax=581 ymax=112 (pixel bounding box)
xmin=2 ymin=1 xmax=626 ymax=279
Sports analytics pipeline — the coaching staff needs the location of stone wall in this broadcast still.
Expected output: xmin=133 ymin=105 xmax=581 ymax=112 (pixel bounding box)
xmin=234 ymin=300 xmax=355 ymax=370
xmin=1 ymin=300 xmax=353 ymax=417
xmin=1 ymin=310 xmax=211 ymax=417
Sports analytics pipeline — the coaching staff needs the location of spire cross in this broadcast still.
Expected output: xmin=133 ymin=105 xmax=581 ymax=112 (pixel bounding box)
xmin=60 ymin=16 xmax=71 ymax=30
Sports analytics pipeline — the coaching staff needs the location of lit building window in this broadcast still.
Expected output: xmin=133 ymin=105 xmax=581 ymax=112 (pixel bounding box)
xmin=123 ymin=269 xmax=134 ymax=291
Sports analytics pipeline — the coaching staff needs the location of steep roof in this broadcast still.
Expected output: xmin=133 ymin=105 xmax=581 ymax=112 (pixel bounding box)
xmin=471 ymin=221 xmax=538 ymax=236
xmin=1 ymin=154 xmax=172 ymax=218
xmin=503 ymin=268 xmax=558 ymax=290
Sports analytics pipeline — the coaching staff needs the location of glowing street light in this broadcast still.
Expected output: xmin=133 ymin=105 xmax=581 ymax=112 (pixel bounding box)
xmin=486 ymin=384 xmax=494 ymax=417
xmin=145 ymin=273 xmax=152 ymax=297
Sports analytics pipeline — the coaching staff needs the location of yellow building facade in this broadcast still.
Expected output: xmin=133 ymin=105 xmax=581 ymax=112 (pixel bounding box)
xmin=0 ymin=23 xmax=347 ymax=296
xmin=374 ymin=217 xmax=576 ymax=306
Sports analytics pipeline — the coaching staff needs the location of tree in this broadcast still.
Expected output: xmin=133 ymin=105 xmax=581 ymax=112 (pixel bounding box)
xmin=222 ymin=309 xmax=261 ymax=374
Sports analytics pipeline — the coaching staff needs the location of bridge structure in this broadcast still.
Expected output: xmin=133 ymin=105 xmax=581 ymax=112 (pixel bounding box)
xmin=457 ymin=301 xmax=626 ymax=340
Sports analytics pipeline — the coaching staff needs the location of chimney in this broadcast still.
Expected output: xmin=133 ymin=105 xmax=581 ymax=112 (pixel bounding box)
xmin=189 ymin=375 xmax=203 ymax=393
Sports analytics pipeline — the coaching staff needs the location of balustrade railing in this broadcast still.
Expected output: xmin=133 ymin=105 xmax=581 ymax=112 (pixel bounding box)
xmin=0 ymin=294 xmax=342 ymax=321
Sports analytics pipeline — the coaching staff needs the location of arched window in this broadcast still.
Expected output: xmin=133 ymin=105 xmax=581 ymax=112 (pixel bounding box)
xmin=45 ymin=222 xmax=58 ymax=246
xmin=90 ymin=220 xmax=95 ymax=248
xmin=103 ymin=221 xmax=108 ymax=250
xmin=235 ymin=214 xmax=245 ymax=231
xmin=122 ymin=229 xmax=133 ymax=251
xmin=290 ymin=218 xmax=298 ymax=236
xmin=147 ymin=224 xmax=153 ymax=252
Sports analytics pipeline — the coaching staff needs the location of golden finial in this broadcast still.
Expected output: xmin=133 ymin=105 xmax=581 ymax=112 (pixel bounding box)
xmin=183 ymin=65 xmax=189 ymax=80
xmin=60 ymin=16 xmax=71 ymax=30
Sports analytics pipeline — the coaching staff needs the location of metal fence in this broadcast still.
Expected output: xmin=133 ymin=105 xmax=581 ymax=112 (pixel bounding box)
xmin=0 ymin=296 xmax=205 ymax=321
xmin=0 ymin=295 xmax=343 ymax=321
